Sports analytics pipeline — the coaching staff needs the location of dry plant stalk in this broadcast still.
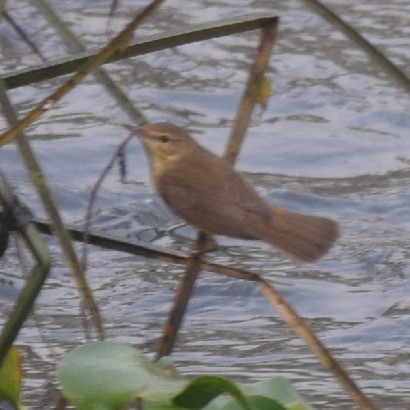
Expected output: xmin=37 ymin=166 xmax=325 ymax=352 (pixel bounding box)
xmin=34 ymin=216 xmax=376 ymax=408
xmin=0 ymin=0 xmax=164 ymax=148
xmin=0 ymin=0 xmax=165 ymax=340
xmin=154 ymin=232 xmax=210 ymax=360
xmin=3 ymin=11 xmax=46 ymax=62
xmin=256 ymin=279 xmax=377 ymax=410
xmin=0 ymin=77 xmax=105 ymax=339
xmin=33 ymin=0 xmax=147 ymax=124
xmin=81 ymin=135 xmax=133 ymax=269
xmin=300 ymin=0 xmax=410 ymax=94
xmin=2 ymin=13 xmax=278 ymax=90
xmin=224 ymin=17 xmax=278 ymax=164
xmin=0 ymin=170 xmax=51 ymax=366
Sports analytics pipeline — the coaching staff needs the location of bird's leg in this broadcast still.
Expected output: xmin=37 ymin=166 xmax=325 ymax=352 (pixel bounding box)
xmin=195 ymin=232 xmax=219 ymax=254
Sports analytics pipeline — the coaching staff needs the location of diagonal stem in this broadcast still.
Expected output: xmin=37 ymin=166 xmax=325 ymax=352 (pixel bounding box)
xmin=224 ymin=18 xmax=278 ymax=165
xmin=0 ymin=0 xmax=164 ymax=148
xmin=154 ymin=232 xmax=208 ymax=360
xmin=257 ymin=278 xmax=377 ymax=410
xmin=0 ymin=81 xmax=104 ymax=338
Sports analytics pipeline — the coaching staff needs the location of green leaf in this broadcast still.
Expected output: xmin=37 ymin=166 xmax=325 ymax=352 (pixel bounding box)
xmin=222 ymin=395 xmax=286 ymax=410
xmin=248 ymin=378 xmax=314 ymax=410
xmin=58 ymin=342 xmax=314 ymax=410
xmin=247 ymin=395 xmax=286 ymax=410
xmin=58 ymin=341 xmax=186 ymax=410
xmin=0 ymin=347 xmax=22 ymax=408
xmin=205 ymin=378 xmax=312 ymax=410
xmin=174 ymin=375 xmax=250 ymax=410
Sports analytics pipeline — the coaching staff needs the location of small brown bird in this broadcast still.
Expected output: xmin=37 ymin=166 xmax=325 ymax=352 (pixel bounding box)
xmin=136 ymin=122 xmax=339 ymax=262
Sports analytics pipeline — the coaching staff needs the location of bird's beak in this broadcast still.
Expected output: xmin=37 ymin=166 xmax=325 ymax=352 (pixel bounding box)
xmin=134 ymin=126 xmax=155 ymax=158
xmin=120 ymin=123 xmax=150 ymax=141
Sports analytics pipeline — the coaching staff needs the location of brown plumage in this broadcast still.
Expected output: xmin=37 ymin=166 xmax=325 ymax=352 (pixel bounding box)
xmin=136 ymin=122 xmax=339 ymax=262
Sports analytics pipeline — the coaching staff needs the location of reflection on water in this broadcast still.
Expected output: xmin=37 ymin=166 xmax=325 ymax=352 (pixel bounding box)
xmin=1 ymin=0 xmax=410 ymax=408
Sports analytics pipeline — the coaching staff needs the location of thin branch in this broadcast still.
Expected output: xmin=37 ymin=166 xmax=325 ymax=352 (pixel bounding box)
xmin=154 ymin=232 xmax=209 ymax=360
xmin=81 ymin=135 xmax=133 ymax=268
xmin=0 ymin=80 xmax=104 ymax=339
xmin=32 ymin=217 xmax=375 ymax=408
xmin=257 ymin=279 xmax=377 ymax=410
xmin=1 ymin=13 xmax=278 ymax=90
xmin=0 ymin=172 xmax=50 ymax=366
xmin=0 ymin=0 xmax=165 ymax=147
xmin=3 ymin=10 xmax=47 ymax=62
xmin=300 ymin=0 xmax=410 ymax=93
xmin=224 ymin=18 xmax=278 ymax=164
xmin=33 ymin=0 xmax=147 ymax=124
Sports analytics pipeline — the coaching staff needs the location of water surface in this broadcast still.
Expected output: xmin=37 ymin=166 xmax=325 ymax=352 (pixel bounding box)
xmin=1 ymin=1 xmax=409 ymax=408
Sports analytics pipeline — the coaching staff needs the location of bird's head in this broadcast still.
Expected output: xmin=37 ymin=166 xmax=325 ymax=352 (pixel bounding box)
xmin=135 ymin=123 xmax=200 ymax=171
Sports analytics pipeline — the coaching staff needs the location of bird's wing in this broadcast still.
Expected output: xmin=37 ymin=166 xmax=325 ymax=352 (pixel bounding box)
xmin=156 ymin=155 xmax=270 ymax=238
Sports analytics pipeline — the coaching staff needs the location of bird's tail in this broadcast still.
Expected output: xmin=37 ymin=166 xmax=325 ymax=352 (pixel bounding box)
xmin=257 ymin=207 xmax=339 ymax=263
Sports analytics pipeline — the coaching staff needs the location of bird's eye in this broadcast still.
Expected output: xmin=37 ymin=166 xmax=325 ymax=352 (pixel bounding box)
xmin=159 ymin=135 xmax=170 ymax=143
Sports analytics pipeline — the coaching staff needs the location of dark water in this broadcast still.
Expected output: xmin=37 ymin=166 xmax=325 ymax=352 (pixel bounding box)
xmin=1 ymin=0 xmax=410 ymax=408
